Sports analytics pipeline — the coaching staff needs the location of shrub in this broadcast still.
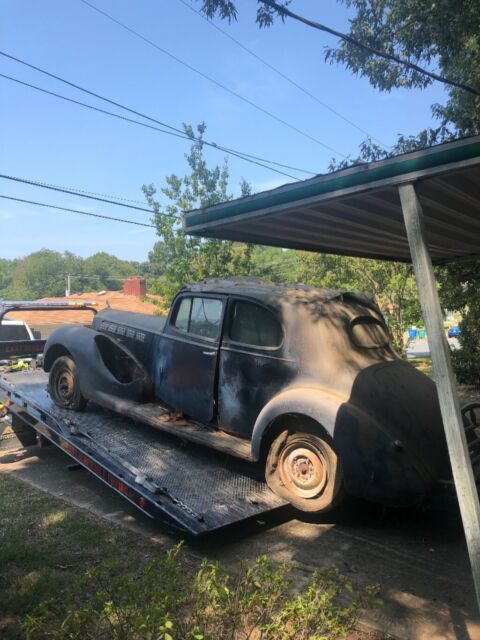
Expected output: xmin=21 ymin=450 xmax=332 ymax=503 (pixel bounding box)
xmin=24 ymin=546 xmax=380 ymax=640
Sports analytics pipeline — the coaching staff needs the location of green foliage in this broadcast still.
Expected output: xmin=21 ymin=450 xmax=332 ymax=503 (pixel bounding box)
xmin=145 ymin=124 xmax=253 ymax=306
xmin=0 ymin=257 xmax=16 ymax=295
xmin=197 ymin=1 xmax=480 ymax=138
xmin=82 ymin=251 xmax=140 ymax=291
xmin=24 ymin=547 xmax=380 ymax=640
xmin=0 ymin=250 xmax=142 ymax=300
xmin=296 ymin=253 xmax=421 ymax=355
xmin=324 ymin=0 xmax=480 ymax=137
xmin=248 ymin=246 xmax=302 ymax=283
xmin=198 ymin=0 xmax=291 ymax=27
xmin=438 ymin=260 xmax=480 ymax=385
xmin=145 ymin=125 xmax=422 ymax=355
xmin=4 ymin=250 xmax=66 ymax=299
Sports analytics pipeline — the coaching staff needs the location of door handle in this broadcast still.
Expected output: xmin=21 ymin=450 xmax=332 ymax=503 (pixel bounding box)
xmin=202 ymin=350 xmax=216 ymax=356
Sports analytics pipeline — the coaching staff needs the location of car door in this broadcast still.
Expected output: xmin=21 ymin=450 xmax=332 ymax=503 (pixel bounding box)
xmin=155 ymin=294 xmax=224 ymax=424
xmin=218 ymin=297 xmax=297 ymax=438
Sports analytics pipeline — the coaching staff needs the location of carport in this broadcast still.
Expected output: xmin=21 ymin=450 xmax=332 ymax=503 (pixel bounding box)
xmin=184 ymin=134 xmax=480 ymax=607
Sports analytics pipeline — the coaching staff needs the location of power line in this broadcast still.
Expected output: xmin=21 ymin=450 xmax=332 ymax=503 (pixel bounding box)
xmin=0 ymin=174 xmax=155 ymax=214
xmin=0 ymin=50 xmax=316 ymax=178
xmin=177 ymin=0 xmax=388 ymax=149
xmin=0 ymin=72 xmax=301 ymax=182
xmin=78 ymin=0 xmax=347 ymax=157
xmin=0 ymin=73 xmax=300 ymax=181
xmin=25 ymin=181 xmax=146 ymax=205
xmin=0 ymin=194 xmax=158 ymax=227
xmin=259 ymin=0 xmax=480 ymax=98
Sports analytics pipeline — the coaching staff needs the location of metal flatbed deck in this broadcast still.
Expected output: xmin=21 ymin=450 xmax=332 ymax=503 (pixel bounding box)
xmin=0 ymin=370 xmax=286 ymax=535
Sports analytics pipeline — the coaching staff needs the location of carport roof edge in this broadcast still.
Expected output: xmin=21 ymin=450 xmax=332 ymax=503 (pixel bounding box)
xmin=184 ymin=135 xmax=480 ymax=264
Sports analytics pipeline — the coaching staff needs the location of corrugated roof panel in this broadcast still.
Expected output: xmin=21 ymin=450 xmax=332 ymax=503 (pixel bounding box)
xmin=185 ymin=136 xmax=480 ymax=264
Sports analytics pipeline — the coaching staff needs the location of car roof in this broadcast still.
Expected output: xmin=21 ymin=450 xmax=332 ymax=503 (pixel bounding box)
xmin=181 ymin=278 xmax=375 ymax=308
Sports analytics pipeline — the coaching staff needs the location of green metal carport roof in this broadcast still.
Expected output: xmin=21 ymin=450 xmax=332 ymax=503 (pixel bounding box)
xmin=184 ymin=133 xmax=480 ymax=610
xmin=185 ymin=135 xmax=480 ymax=264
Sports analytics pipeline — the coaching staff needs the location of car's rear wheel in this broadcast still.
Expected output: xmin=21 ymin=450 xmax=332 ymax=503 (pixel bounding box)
xmin=265 ymin=428 xmax=344 ymax=512
xmin=49 ymin=356 xmax=87 ymax=411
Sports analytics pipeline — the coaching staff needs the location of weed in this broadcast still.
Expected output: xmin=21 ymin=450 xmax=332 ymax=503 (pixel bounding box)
xmin=24 ymin=546 xmax=380 ymax=640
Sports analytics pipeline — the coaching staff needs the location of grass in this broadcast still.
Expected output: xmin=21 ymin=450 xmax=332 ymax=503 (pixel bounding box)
xmin=0 ymin=473 xmax=382 ymax=640
xmin=0 ymin=474 xmax=152 ymax=637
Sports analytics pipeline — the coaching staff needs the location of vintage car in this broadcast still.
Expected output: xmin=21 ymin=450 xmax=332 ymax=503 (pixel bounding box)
xmin=43 ymin=279 xmax=449 ymax=513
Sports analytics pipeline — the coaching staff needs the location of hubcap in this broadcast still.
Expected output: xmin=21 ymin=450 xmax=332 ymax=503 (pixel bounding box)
xmin=57 ymin=369 xmax=74 ymax=401
xmin=278 ymin=442 xmax=326 ymax=499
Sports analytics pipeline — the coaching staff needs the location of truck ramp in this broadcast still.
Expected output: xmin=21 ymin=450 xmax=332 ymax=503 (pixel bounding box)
xmin=0 ymin=370 xmax=287 ymax=535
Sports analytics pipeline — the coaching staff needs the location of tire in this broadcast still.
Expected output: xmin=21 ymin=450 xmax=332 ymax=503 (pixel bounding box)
xmin=48 ymin=356 xmax=87 ymax=411
xmin=265 ymin=428 xmax=344 ymax=513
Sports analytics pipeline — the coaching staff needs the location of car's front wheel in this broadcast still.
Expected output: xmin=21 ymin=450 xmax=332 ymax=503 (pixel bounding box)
xmin=48 ymin=356 xmax=87 ymax=411
xmin=265 ymin=428 xmax=344 ymax=512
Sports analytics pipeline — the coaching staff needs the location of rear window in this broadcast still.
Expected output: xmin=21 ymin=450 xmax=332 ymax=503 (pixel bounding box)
xmin=350 ymin=317 xmax=389 ymax=349
xmin=0 ymin=323 xmax=30 ymax=341
xmin=229 ymin=300 xmax=282 ymax=348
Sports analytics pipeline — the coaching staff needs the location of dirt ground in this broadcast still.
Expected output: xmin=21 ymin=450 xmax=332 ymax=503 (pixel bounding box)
xmin=1 ymin=443 xmax=479 ymax=640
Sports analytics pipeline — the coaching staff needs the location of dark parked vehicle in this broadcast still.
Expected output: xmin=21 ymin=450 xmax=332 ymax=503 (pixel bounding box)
xmin=43 ymin=279 xmax=449 ymax=513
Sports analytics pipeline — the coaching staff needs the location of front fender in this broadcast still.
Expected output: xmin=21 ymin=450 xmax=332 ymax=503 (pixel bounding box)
xmin=250 ymin=386 xmax=345 ymax=461
xmin=43 ymin=324 xmax=150 ymax=403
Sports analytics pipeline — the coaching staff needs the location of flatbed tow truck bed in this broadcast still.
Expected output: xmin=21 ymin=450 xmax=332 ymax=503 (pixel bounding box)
xmin=0 ymin=370 xmax=287 ymax=535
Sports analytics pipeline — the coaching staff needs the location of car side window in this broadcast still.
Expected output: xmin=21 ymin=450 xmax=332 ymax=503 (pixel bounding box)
xmin=229 ymin=300 xmax=282 ymax=348
xmin=172 ymin=297 xmax=191 ymax=332
xmin=189 ymin=297 xmax=223 ymax=339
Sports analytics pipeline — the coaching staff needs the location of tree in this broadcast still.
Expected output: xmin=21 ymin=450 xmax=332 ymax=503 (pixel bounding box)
xmin=145 ymin=123 xmax=253 ymax=306
xmin=7 ymin=250 xmax=66 ymax=299
xmin=196 ymin=0 xmax=480 ymax=137
xmin=0 ymin=259 xmax=15 ymax=298
xmin=295 ymin=253 xmax=421 ymax=355
xmin=323 ymin=0 xmax=480 ymax=136
xmin=248 ymin=246 xmax=302 ymax=283
xmin=437 ymin=260 xmax=480 ymax=386
xmin=202 ymin=0 xmax=480 ymax=376
xmin=1 ymin=251 xmax=144 ymax=300
xmin=198 ymin=0 xmax=288 ymax=27
xmin=320 ymin=0 xmax=480 ymax=380
xmin=83 ymin=252 xmax=136 ymax=292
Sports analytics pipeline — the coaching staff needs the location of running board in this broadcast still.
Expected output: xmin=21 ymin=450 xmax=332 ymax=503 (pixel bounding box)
xmin=94 ymin=392 xmax=254 ymax=461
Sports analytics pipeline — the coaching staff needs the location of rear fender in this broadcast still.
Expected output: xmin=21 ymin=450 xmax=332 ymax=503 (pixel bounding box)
xmin=250 ymin=387 xmax=345 ymax=461
xmin=43 ymin=324 xmax=151 ymax=403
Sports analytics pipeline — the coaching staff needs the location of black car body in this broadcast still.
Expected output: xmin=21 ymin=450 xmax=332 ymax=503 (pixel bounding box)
xmin=43 ymin=279 xmax=449 ymax=513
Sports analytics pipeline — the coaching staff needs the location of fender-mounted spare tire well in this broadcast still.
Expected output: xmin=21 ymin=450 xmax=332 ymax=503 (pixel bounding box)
xmin=48 ymin=356 xmax=87 ymax=411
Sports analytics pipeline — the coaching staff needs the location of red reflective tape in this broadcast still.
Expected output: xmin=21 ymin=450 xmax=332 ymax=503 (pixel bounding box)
xmin=61 ymin=442 xmax=141 ymax=504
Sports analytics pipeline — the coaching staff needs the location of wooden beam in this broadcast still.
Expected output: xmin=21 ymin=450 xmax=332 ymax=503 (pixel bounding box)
xmin=398 ymin=182 xmax=480 ymax=610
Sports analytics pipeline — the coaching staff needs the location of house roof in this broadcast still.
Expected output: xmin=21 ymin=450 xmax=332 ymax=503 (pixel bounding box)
xmin=184 ymin=135 xmax=480 ymax=264
xmin=5 ymin=291 xmax=163 ymax=325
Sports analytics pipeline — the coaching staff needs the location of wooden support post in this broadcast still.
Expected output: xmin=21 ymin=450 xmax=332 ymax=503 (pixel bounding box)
xmin=399 ymin=182 xmax=480 ymax=609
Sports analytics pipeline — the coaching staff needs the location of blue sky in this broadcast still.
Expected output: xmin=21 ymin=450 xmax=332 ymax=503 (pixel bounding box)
xmin=1 ymin=0 xmax=447 ymax=262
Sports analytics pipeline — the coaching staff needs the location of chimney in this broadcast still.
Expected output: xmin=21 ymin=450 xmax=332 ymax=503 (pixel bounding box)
xmin=123 ymin=276 xmax=147 ymax=297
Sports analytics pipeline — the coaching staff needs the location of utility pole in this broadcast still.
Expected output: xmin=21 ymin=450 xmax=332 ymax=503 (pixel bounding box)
xmin=65 ymin=274 xmax=71 ymax=297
